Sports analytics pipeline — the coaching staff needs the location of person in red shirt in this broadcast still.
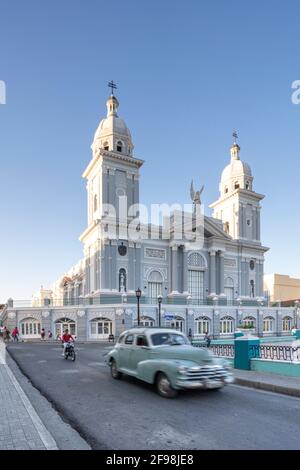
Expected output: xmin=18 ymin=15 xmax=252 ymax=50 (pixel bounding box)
xmin=61 ymin=329 xmax=74 ymax=356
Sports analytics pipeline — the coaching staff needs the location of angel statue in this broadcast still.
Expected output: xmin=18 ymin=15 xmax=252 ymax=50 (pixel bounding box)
xmin=190 ymin=180 xmax=204 ymax=208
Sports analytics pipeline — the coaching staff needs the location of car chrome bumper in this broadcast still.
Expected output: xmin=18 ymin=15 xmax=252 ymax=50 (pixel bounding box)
xmin=176 ymin=374 xmax=234 ymax=390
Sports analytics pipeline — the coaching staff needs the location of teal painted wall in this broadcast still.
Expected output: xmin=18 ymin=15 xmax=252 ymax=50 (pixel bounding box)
xmin=251 ymin=358 xmax=300 ymax=377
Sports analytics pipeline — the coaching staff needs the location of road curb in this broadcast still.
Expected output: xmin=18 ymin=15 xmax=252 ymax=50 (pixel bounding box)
xmin=235 ymin=377 xmax=300 ymax=398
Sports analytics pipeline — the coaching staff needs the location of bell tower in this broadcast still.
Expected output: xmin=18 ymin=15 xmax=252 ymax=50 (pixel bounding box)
xmin=79 ymin=84 xmax=144 ymax=296
xmin=210 ymin=136 xmax=264 ymax=243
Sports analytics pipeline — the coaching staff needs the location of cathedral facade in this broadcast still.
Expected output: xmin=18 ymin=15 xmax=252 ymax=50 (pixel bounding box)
xmin=60 ymin=91 xmax=267 ymax=304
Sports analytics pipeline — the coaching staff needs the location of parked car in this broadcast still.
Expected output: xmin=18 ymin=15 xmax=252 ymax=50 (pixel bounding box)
xmin=106 ymin=328 xmax=234 ymax=398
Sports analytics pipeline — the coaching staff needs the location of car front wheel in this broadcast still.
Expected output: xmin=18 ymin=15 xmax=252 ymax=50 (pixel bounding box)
xmin=156 ymin=373 xmax=178 ymax=398
xmin=110 ymin=360 xmax=122 ymax=380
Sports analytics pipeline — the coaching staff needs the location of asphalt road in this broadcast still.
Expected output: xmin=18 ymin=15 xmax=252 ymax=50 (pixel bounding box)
xmin=7 ymin=342 xmax=300 ymax=450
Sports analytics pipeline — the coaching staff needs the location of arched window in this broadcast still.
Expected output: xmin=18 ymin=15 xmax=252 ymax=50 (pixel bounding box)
xmin=117 ymin=141 xmax=122 ymax=152
xmin=55 ymin=317 xmax=76 ymax=338
xmin=246 ymin=181 xmax=250 ymax=190
xmin=148 ymin=270 xmax=163 ymax=300
xmin=220 ymin=316 xmax=234 ymax=335
xmin=224 ymin=277 xmax=234 ymax=301
xmin=187 ymin=252 xmax=206 ymax=301
xmin=263 ymin=316 xmax=275 ymax=333
xmin=94 ymin=195 xmax=98 ymax=212
xmin=225 ymin=186 xmax=228 ymax=194
xmin=119 ymin=268 xmax=127 ymax=293
xmin=188 ymin=252 xmax=206 ymax=268
xmin=20 ymin=318 xmax=41 ymax=338
xmin=168 ymin=316 xmax=184 ymax=332
xmin=224 ymin=222 xmax=230 ymax=235
xmin=195 ymin=316 xmax=210 ymax=335
xmin=234 ymin=181 xmax=240 ymax=190
xmin=282 ymin=316 xmax=292 ymax=332
xmin=250 ymin=280 xmax=255 ymax=297
xmin=243 ymin=316 xmax=256 ymax=328
xmin=103 ymin=141 xmax=109 ymax=151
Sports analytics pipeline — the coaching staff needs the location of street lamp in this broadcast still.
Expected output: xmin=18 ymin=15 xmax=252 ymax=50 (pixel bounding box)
xmin=136 ymin=288 xmax=142 ymax=326
xmin=157 ymin=295 xmax=163 ymax=327
xmin=294 ymin=300 xmax=299 ymax=328
xmin=122 ymin=293 xmax=127 ymax=328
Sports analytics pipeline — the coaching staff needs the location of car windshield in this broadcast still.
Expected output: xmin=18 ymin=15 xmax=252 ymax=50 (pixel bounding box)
xmin=151 ymin=332 xmax=188 ymax=346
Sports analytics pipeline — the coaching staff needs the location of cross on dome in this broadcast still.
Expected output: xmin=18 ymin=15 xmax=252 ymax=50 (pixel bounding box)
xmin=108 ymin=80 xmax=117 ymax=95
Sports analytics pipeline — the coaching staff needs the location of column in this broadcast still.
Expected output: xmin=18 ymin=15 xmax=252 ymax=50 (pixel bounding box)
xmin=255 ymin=261 xmax=260 ymax=298
xmin=252 ymin=208 xmax=256 ymax=240
xmin=182 ymin=246 xmax=188 ymax=293
xmin=135 ymin=244 xmax=141 ymax=289
xmin=111 ymin=242 xmax=117 ymax=290
xmin=100 ymin=243 xmax=106 ymax=290
xmin=171 ymin=245 xmax=178 ymax=292
xmin=238 ymin=203 xmax=243 ymax=238
xmin=219 ymin=251 xmax=225 ymax=295
xmin=257 ymin=207 xmax=261 ymax=241
xmin=243 ymin=205 xmax=247 ymax=239
xmin=108 ymin=242 xmax=112 ymax=290
xmin=128 ymin=243 xmax=135 ymax=291
xmin=209 ymin=250 xmax=216 ymax=295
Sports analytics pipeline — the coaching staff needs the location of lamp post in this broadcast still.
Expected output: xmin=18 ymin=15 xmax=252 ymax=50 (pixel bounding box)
xmin=122 ymin=293 xmax=127 ymax=330
xmin=294 ymin=300 xmax=299 ymax=329
xmin=258 ymin=299 xmax=264 ymax=336
xmin=157 ymin=295 xmax=163 ymax=327
xmin=136 ymin=288 xmax=141 ymax=326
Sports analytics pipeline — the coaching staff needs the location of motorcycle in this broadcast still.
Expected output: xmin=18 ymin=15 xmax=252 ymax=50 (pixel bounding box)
xmin=64 ymin=341 xmax=76 ymax=361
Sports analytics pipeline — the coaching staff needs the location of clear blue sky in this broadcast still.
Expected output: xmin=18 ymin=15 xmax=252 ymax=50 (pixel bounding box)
xmin=1 ymin=0 xmax=300 ymax=302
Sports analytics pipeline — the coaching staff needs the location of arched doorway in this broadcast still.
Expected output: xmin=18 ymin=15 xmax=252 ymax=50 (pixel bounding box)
xmin=20 ymin=318 xmax=41 ymax=339
xmin=90 ymin=317 xmax=113 ymax=340
xmin=140 ymin=316 xmax=155 ymax=327
xmin=55 ymin=318 xmax=76 ymax=339
xmin=166 ymin=316 xmax=185 ymax=332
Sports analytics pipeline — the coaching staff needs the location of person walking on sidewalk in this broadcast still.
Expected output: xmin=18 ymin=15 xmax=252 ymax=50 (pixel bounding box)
xmin=41 ymin=328 xmax=46 ymax=340
xmin=204 ymin=332 xmax=211 ymax=348
xmin=12 ymin=327 xmax=19 ymax=342
xmin=4 ymin=326 xmax=11 ymax=342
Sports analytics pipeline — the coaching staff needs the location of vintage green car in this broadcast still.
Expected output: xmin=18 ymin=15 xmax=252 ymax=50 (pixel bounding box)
xmin=106 ymin=328 xmax=234 ymax=398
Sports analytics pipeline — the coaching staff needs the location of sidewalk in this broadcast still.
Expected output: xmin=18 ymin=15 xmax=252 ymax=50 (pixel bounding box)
xmin=0 ymin=340 xmax=57 ymax=450
xmin=234 ymin=369 xmax=300 ymax=398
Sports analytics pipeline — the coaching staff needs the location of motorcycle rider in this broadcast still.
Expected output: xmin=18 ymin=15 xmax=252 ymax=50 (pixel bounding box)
xmin=61 ymin=329 xmax=74 ymax=356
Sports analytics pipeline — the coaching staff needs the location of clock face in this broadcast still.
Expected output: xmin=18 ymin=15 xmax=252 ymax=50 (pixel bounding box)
xmin=250 ymin=260 xmax=255 ymax=270
xmin=118 ymin=245 xmax=127 ymax=256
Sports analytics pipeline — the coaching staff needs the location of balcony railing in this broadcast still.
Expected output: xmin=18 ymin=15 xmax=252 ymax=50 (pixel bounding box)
xmin=192 ymin=342 xmax=235 ymax=357
xmin=6 ymin=296 xmax=271 ymax=309
xmin=249 ymin=345 xmax=300 ymax=362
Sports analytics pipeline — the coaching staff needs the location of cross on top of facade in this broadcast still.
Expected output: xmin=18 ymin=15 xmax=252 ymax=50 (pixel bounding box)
xmin=108 ymin=80 xmax=117 ymax=95
xmin=232 ymin=130 xmax=238 ymax=144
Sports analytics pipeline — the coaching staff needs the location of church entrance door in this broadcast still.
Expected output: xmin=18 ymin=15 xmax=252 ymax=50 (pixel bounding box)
xmin=90 ymin=318 xmax=113 ymax=340
xmin=20 ymin=318 xmax=41 ymax=339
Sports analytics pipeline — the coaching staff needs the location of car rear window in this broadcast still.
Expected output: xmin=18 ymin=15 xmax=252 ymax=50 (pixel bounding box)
xmin=136 ymin=336 xmax=148 ymax=347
